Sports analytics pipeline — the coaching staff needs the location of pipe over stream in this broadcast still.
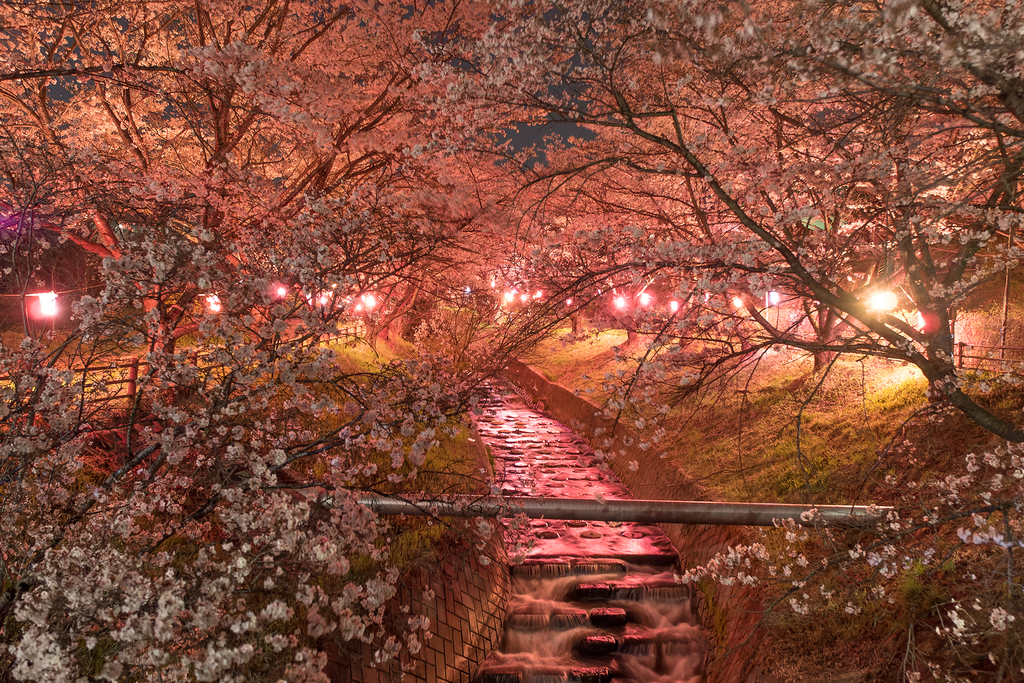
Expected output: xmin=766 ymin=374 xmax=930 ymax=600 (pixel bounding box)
xmin=359 ymin=494 xmax=889 ymax=528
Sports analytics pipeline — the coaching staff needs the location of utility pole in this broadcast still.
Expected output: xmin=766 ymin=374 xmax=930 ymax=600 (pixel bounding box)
xmin=1000 ymin=225 xmax=1014 ymax=360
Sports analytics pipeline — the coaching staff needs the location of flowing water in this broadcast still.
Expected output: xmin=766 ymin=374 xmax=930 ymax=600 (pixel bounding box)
xmin=470 ymin=384 xmax=709 ymax=683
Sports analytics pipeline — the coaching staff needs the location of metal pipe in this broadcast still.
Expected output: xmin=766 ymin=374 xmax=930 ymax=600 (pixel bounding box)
xmin=358 ymin=494 xmax=888 ymax=528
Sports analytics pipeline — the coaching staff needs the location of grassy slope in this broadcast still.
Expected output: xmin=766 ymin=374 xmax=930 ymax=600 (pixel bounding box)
xmin=523 ymin=327 xmax=936 ymax=505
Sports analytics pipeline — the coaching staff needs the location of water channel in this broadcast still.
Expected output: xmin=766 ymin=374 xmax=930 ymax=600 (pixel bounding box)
xmin=469 ymin=383 xmax=709 ymax=683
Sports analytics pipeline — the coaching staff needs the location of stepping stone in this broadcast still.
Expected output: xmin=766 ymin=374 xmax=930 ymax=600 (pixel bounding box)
xmin=572 ymin=583 xmax=612 ymax=600
xmin=589 ymin=608 xmax=628 ymax=627
xmin=574 ymin=635 xmax=617 ymax=657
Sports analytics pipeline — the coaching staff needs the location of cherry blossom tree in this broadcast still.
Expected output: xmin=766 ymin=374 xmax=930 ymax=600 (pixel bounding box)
xmin=0 ymin=2 xmax=531 ymax=680
xmin=415 ymin=3 xmax=1024 ymax=677
xmin=425 ymin=0 xmax=1024 ymax=441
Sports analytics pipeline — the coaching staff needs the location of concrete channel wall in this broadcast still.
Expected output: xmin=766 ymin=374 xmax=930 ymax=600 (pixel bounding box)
xmin=332 ymin=430 xmax=510 ymax=683
xmin=503 ymin=361 xmax=765 ymax=683
xmin=332 ymin=531 xmax=510 ymax=683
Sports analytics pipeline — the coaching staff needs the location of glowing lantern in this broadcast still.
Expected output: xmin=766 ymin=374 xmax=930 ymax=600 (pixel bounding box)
xmin=206 ymin=295 xmax=222 ymax=313
xmin=669 ymin=300 xmax=680 ymax=313
xmin=639 ymin=292 xmax=652 ymax=306
xmin=275 ymin=285 xmax=288 ymax=298
xmin=614 ymin=296 xmax=627 ymax=310
xmin=37 ymin=291 xmax=58 ymax=318
xmin=317 ymin=292 xmax=331 ymax=307
xmin=520 ymin=293 xmax=528 ymax=302
xmin=362 ymin=293 xmax=377 ymax=309
xmin=504 ymin=290 xmax=515 ymax=303
xmin=869 ymin=290 xmax=898 ymax=311
xmin=732 ymin=296 xmax=745 ymax=309
xmin=565 ymin=298 xmax=573 ymax=306
xmin=767 ymin=291 xmax=781 ymax=306
xmin=533 ymin=290 xmax=543 ymax=299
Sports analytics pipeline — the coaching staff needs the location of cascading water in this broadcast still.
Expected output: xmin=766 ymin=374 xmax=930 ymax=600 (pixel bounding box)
xmin=470 ymin=384 xmax=709 ymax=683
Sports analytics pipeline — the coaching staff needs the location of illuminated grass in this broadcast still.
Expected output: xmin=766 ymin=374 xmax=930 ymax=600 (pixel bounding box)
xmin=522 ymin=327 xmax=632 ymax=402
xmin=525 ymin=329 xmax=936 ymax=504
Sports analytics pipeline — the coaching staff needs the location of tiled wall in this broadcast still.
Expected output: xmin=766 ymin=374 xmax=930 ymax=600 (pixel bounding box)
xmin=331 ymin=527 xmax=510 ymax=683
xmin=404 ymin=541 xmax=511 ymax=683
xmin=331 ymin=420 xmax=510 ymax=683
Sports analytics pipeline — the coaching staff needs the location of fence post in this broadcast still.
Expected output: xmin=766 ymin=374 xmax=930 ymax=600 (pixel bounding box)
xmin=127 ymin=357 xmax=139 ymax=400
xmin=957 ymin=341 xmax=965 ymax=369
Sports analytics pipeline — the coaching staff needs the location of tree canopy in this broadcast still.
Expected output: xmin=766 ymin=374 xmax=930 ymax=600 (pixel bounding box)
xmin=426 ymin=0 xmax=1024 ymax=440
xmin=2 ymin=1 xmax=1024 ymax=681
xmin=0 ymin=1 xmax=506 ymax=679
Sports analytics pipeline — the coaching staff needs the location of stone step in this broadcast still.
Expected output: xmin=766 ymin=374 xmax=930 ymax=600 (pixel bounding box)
xmin=510 ymin=561 xmax=627 ymax=578
xmin=569 ymin=579 xmax=691 ymax=604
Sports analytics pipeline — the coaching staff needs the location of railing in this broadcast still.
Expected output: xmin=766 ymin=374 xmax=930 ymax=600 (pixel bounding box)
xmin=2 ymin=320 xmax=367 ymax=403
xmin=955 ymin=342 xmax=1024 ymax=373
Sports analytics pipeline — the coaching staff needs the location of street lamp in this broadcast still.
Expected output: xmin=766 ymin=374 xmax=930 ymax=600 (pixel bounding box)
xmin=868 ymin=290 xmax=898 ymax=311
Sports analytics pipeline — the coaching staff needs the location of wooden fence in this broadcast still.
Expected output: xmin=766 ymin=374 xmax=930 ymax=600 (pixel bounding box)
xmin=955 ymin=341 xmax=1024 ymax=372
xmin=12 ymin=331 xmax=1015 ymax=407
xmin=3 ymin=321 xmax=367 ymax=404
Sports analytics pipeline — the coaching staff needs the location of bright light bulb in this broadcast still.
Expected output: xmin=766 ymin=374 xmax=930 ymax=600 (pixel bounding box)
xmin=520 ymin=293 xmax=528 ymax=302
xmin=869 ymin=290 xmax=898 ymax=311
xmin=504 ymin=291 xmax=515 ymax=303
xmin=669 ymin=300 xmax=679 ymax=313
xmin=733 ymin=296 xmax=744 ymax=309
xmin=38 ymin=291 xmax=58 ymax=317
xmin=206 ymin=295 xmax=221 ymax=313
xmin=362 ymin=293 xmax=377 ymax=309
xmin=767 ymin=291 xmax=781 ymax=306
xmin=533 ymin=290 xmax=543 ymax=299
xmin=614 ymin=296 xmax=627 ymax=310
xmin=639 ymin=292 xmax=651 ymax=306
xmin=565 ymin=298 xmax=573 ymax=306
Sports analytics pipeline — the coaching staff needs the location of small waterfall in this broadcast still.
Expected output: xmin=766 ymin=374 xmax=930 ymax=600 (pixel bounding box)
xmin=472 ymin=383 xmax=709 ymax=683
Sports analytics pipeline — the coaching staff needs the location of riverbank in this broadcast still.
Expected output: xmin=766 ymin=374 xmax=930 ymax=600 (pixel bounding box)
xmin=517 ymin=328 xmax=1024 ymax=682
